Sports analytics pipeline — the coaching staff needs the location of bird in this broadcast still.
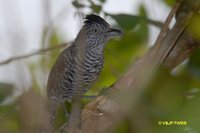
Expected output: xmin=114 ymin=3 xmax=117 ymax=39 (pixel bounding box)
xmin=47 ymin=14 xmax=123 ymax=127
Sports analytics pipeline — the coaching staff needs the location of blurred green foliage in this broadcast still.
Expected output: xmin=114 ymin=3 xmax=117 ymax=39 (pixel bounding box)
xmin=187 ymin=13 xmax=200 ymax=40
xmin=0 ymin=0 xmax=200 ymax=133
xmin=113 ymin=65 xmax=200 ymax=133
xmin=163 ymin=0 xmax=176 ymax=6
xmin=0 ymin=83 xmax=14 ymax=103
xmin=187 ymin=49 xmax=200 ymax=78
xmin=72 ymin=0 xmax=107 ymax=14
xmin=0 ymin=105 xmax=19 ymax=133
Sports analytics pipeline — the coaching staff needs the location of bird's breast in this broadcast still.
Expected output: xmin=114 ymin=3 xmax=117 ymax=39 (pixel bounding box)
xmin=83 ymin=52 xmax=104 ymax=86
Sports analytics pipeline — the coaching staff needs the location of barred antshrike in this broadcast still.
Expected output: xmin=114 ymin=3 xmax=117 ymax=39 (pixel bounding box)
xmin=47 ymin=14 xmax=122 ymax=125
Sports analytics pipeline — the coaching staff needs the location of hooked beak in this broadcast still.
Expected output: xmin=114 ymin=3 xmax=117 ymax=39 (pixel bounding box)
xmin=106 ymin=28 xmax=123 ymax=37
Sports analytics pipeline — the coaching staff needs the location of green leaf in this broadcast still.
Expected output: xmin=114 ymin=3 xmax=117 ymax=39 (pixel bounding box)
xmin=111 ymin=14 xmax=140 ymax=30
xmin=89 ymin=0 xmax=102 ymax=14
xmin=139 ymin=5 xmax=147 ymax=17
xmin=72 ymin=0 xmax=85 ymax=9
xmin=90 ymin=4 xmax=102 ymax=14
xmin=137 ymin=5 xmax=149 ymax=42
xmin=99 ymin=0 xmax=106 ymax=3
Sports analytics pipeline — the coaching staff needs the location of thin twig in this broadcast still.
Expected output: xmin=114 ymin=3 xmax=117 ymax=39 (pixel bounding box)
xmin=152 ymin=1 xmax=182 ymax=65
xmin=154 ymin=1 xmax=181 ymax=48
xmin=0 ymin=43 xmax=70 ymax=66
xmin=145 ymin=18 xmax=165 ymax=28
xmin=0 ymin=6 xmax=76 ymax=67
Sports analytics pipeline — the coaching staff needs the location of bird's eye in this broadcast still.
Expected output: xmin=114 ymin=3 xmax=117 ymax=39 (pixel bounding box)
xmin=93 ymin=28 xmax=98 ymax=33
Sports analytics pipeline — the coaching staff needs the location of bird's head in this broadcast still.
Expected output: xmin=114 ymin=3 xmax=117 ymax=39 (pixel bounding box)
xmin=81 ymin=14 xmax=122 ymax=47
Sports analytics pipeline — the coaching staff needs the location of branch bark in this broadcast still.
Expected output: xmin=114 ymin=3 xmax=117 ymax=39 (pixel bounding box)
xmin=57 ymin=0 xmax=200 ymax=132
xmin=0 ymin=43 xmax=69 ymax=66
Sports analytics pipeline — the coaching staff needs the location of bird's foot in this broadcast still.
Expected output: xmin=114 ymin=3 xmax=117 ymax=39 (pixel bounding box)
xmin=82 ymin=95 xmax=98 ymax=100
xmin=82 ymin=87 xmax=111 ymax=100
xmin=99 ymin=86 xmax=112 ymax=96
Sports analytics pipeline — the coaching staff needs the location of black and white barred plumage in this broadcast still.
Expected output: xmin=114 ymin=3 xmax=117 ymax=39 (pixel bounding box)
xmin=47 ymin=14 xmax=122 ymax=125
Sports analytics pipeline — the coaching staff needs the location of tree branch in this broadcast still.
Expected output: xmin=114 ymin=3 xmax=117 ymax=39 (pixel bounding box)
xmin=0 ymin=43 xmax=69 ymax=66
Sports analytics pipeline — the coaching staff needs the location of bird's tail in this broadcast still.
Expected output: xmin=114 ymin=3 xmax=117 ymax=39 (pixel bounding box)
xmin=48 ymin=99 xmax=60 ymax=131
xmin=67 ymin=98 xmax=82 ymax=133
